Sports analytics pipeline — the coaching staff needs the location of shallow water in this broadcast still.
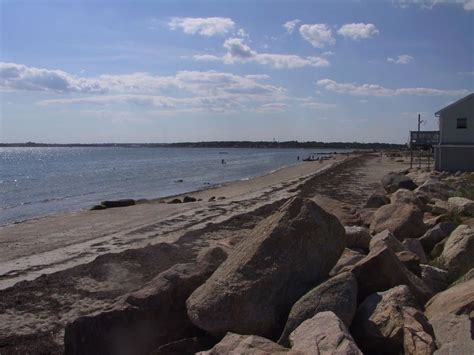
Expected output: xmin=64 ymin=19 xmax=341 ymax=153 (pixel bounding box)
xmin=0 ymin=147 xmax=348 ymax=225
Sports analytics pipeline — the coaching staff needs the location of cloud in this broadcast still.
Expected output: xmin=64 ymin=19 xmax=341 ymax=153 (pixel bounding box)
xmin=255 ymin=102 xmax=287 ymax=113
xmin=317 ymin=78 xmax=468 ymax=97
xmin=387 ymin=54 xmax=414 ymax=64
xmin=283 ymin=19 xmax=301 ymax=34
xmin=237 ymin=28 xmax=249 ymax=38
xmin=337 ymin=23 xmax=379 ymax=40
xmin=395 ymin=0 xmax=474 ymax=11
xmin=299 ymin=24 xmax=335 ymax=48
xmin=301 ymin=101 xmax=337 ymax=110
xmin=194 ymin=38 xmax=330 ymax=69
xmin=168 ymin=17 xmax=235 ymax=36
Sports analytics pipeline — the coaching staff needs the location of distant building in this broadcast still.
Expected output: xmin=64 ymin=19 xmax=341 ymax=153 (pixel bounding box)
xmin=434 ymin=93 xmax=474 ymax=172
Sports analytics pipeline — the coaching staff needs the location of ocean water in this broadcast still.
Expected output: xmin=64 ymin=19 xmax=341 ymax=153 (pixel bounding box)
xmin=0 ymin=147 xmax=347 ymax=225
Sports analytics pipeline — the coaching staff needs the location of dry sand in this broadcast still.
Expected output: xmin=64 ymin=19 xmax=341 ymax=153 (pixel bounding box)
xmin=0 ymin=153 xmax=409 ymax=353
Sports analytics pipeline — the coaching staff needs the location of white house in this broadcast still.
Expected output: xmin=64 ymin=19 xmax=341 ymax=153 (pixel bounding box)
xmin=434 ymin=93 xmax=474 ymax=172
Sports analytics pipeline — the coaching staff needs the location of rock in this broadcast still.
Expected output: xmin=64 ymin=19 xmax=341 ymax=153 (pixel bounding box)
xmin=351 ymin=285 xmax=419 ymax=354
xmin=151 ymin=337 xmax=215 ymax=355
xmin=168 ymin=198 xmax=182 ymax=204
xmin=208 ymin=196 xmax=216 ymax=202
xmin=451 ymin=268 xmax=474 ymax=286
xmin=289 ymin=312 xmax=362 ymax=355
xmin=419 ymin=222 xmax=457 ymax=254
xmin=421 ymin=265 xmax=449 ymax=293
xmin=90 ymin=204 xmax=106 ymax=210
xmin=358 ymin=208 xmax=377 ymax=227
xmin=186 ymin=197 xmax=345 ymax=339
xmin=183 ymin=196 xmax=197 ymax=203
xmin=344 ymin=226 xmax=371 ymax=252
xmin=437 ymin=225 xmax=474 ymax=279
xmin=197 ymin=333 xmax=294 ymax=354
xmin=448 ymin=197 xmax=474 ymax=217
xmin=415 ymin=179 xmax=454 ymax=201
xmin=425 ymin=279 xmax=474 ymax=320
xmin=100 ymin=199 xmax=136 ymax=208
xmin=396 ymin=251 xmax=422 ymax=277
xmin=364 ymin=193 xmax=390 ymax=208
xmin=427 ymin=199 xmax=449 ymax=215
xmin=430 ymin=314 xmax=474 ymax=355
xmin=403 ymin=238 xmax=428 ymax=263
xmin=278 ymin=272 xmax=357 ymax=347
xmin=402 ymin=306 xmax=437 ymax=355
xmin=424 ymin=215 xmax=449 ymax=229
xmin=370 ymin=202 xmax=426 ymax=240
xmin=329 ymin=248 xmax=365 ymax=276
xmin=64 ymin=247 xmax=228 ymax=355
xmin=370 ymin=229 xmax=405 ymax=253
xmin=407 ymin=171 xmax=435 ymax=186
xmin=351 ymin=243 xmax=434 ymax=304
xmin=382 ymin=174 xmax=418 ymax=193
xmin=430 ymin=238 xmax=447 ymax=259
xmin=391 ymin=188 xmax=427 ymax=211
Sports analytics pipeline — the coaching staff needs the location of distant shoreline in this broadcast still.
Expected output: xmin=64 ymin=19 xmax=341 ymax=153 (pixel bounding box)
xmin=0 ymin=141 xmax=405 ymax=150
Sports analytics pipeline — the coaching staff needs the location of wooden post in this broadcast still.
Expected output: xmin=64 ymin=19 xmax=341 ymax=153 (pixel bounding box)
xmin=428 ymin=148 xmax=431 ymax=170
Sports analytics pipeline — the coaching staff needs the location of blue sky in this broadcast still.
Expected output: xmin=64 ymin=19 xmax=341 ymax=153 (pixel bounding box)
xmin=1 ymin=0 xmax=473 ymax=143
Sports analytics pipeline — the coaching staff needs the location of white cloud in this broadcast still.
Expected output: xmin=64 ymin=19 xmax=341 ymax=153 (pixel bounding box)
xmin=387 ymin=54 xmax=414 ymax=64
xmin=194 ymin=38 xmax=330 ymax=69
xmin=317 ymin=78 xmax=468 ymax=97
xmin=237 ymin=28 xmax=249 ymax=38
xmin=283 ymin=19 xmax=301 ymax=34
xmin=255 ymin=102 xmax=287 ymax=113
xmin=2 ymin=62 xmax=289 ymax=114
xmin=299 ymin=24 xmax=335 ymax=48
xmin=337 ymin=23 xmax=379 ymax=40
xmin=168 ymin=17 xmax=235 ymax=36
xmin=395 ymin=0 xmax=474 ymax=11
xmin=301 ymin=101 xmax=337 ymax=110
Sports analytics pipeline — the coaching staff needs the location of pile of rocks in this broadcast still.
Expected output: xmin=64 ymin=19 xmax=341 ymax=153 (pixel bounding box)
xmin=64 ymin=170 xmax=474 ymax=354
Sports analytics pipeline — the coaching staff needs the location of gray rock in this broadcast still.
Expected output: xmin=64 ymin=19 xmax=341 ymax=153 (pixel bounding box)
xmin=183 ymin=196 xmax=197 ymax=203
xmin=382 ymin=174 xmax=418 ymax=193
xmin=451 ymin=268 xmax=474 ymax=286
xmin=329 ymin=248 xmax=365 ymax=276
xmin=448 ymin=197 xmax=474 ymax=217
xmin=421 ymin=265 xmax=449 ymax=293
xmin=431 ymin=314 xmax=474 ymax=355
xmin=402 ymin=306 xmax=436 ymax=355
xmin=186 ymin=197 xmax=345 ymax=339
xmin=351 ymin=285 xmax=419 ymax=355
xmin=403 ymin=238 xmax=428 ymax=263
xmin=278 ymin=272 xmax=357 ymax=347
xmin=370 ymin=229 xmax=405 ymax=252
xmin=351 ymin=242 xmax=434 ymax=304
xmin=64 ymin=247 xmax=228 ymax=355
xmin=370 ymin=202 xmax=426 ymax=240
xmin=425 ymin=279 xmax=474 ymax=321
xmin=396 ymin=250 xmax=421 ymax=277
xmin=197 ymin=333 xmax=295 ymax=354
xmin=344 ymin=226 xmax=371 ymax=252
xmin=415 ymin=179 xmax=455 ymax=201
xmin=419 ymin=222 xmax=457 ymax=254
xmin=289 ymin=312 xmax=362 ymax=355
xmin=391 ymin=188 xmax=428 ymax=211
xmin=364 ymin=193 xmax=390 ymax=208
xmin=437 ymin=225 xmax=474 ymax=279
xmin=430 ymin=238 xmax=447 ymax=259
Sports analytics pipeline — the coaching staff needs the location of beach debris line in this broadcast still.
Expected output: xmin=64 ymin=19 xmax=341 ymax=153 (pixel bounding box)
xmin=90 ymin=199 xmax=136 ymax=210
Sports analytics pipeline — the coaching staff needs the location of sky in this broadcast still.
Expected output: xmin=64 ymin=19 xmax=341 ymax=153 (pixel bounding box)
xmin=0 ymin=0 xmax=473 ymax=144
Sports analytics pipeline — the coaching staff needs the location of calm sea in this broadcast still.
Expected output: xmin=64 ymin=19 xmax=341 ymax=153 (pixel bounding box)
xmin=0 ymin=147 xmax=348 ymax=225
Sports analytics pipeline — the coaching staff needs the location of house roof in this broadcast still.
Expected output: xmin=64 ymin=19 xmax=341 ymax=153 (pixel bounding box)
xmin=435 ymin=92 xmax=474 ymax=116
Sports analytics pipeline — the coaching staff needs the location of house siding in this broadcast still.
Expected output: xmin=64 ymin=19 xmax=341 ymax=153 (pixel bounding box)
xmin=434 ymin=146 xmax=474 ymax=172
xmin=439 ymin=96 xmax=474 ymax=144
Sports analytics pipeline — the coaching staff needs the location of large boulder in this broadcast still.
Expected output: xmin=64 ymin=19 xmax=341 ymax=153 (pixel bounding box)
xmin=437 ymin=225 xmax=474 ymax=279
xmin=344 ymin=226 xmax=371 ymax=252
xmin=329 ymin=248 xmax=365 ymax=276
xmin=419 ymin=222 xmax=457 ymax=254
xmin=369 ymin=229 xmax=405 ymax=252
xmin=197 ymin=333 xmax=293 ymax=354
xmin=430 ymin=314 xmax=474 ymax=355
xmin=415 ymin=179 xmax=454 ymax=201
xmin=64 ymin=247 xmax=228 ymax=355
xmin=390 ymin=188 xmax=428 ymax=211
xmin=421 ymin=265 xmax=449 ymax=293
xmin=382 ymin=174 xmax=418 ymax=193
xmin=351 ymin=285 xmax=419 ymax=354
xmin=351 ymin=243 xmax=434 ymax=304
xmin=370 ymin=203 xmax=426 ymax=240
xmin=396 ymin=250 xmax=421 ymax=277
xmin=278 ymin=272 xmax=357 ymax=346
xmin=402 ymin=306 xmax=437 ymax=355
xmin=358 ymin=208 xmax=377 ymax=228
xmin=403 ymin=238 xmax=428 ymax=263
xmin=364 ymin=193 xmax=390 ymax=208
xmin=425 ymin=279 xmax=474 ymax=320
xmin=448 ymin=197 xmax=474 ymax=217
xmin=186 ymin=197 xmax=345 ymax=339
xmin=289 ymin=312 xmax=362 ymax=355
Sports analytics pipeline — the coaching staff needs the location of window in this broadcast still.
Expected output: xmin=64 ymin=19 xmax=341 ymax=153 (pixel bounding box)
xmin=457 ymin=118 xmax=467 ymax=129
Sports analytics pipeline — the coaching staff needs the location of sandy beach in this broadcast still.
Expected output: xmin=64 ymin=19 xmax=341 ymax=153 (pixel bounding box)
xmin=0 ymin=153 xmax=409 ymax=353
